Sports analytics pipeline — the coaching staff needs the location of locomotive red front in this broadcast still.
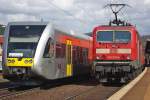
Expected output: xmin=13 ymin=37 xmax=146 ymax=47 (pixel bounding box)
xmin=92 ymin=26 xmax=145 ymax=83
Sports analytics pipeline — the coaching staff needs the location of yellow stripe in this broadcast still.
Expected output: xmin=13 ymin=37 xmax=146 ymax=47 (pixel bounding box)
xmin=70 ymin=41 xmax=72 ymax=76
xmin=67 ymin=64 xmax=72 ymax=76
xmin=67 ymin=40 xmax=70 ymax=44
xmin=70 ymin=64 xmax=72 ymax=76
xmin=6 ymin=58 xmax=33 ymax=67
xmin=66 ymin=40 xmax=72 ymax=77
xmin=67 ymin=64 xmax=69 ymax=76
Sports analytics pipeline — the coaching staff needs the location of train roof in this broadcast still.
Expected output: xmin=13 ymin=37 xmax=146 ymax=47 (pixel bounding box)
xmin=6 ymin=21 xmax=91 ymax=41
xmin=7 ymin=21 xmax=48 ymax=26
xmin=94 ymin=25 xmax=136 ymax=31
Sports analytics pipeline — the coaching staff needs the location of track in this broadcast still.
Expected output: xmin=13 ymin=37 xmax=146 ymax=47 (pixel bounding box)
xmin=64 ymin=83 xmax=123 ymax=100
xmin=0 ymin=86 xmax=40 ymax=100
xmin=8 ymin=79 xmax=123 ymax=100
xmin=64 ymin=84 xmax=99 ymax=100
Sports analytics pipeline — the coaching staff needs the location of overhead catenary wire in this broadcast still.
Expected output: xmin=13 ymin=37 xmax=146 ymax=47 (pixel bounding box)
xmin=109 ymin=0 xmax=132 ymax=22
xmin=75 ymin=4 xmax=95 ymax=23
xmin=47 ymin=0 xmax=101 ymax=24
xmin=45 ymin=0 xmax=87 ymax=25
xmin=120 ymin=8 xmax=134 ymax=25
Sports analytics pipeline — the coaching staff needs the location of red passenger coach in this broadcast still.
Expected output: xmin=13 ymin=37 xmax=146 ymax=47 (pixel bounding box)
xmin=92 ymin=25 xmax=145 ymax=83
xmin=55 ymin=32 xmax=93 ymax=76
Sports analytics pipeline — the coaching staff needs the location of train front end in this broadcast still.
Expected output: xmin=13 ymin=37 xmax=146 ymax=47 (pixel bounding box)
xmin=2 ymin=22 xmax=47 ymax=84
xmin=93 ymin=26 xmax=138 ymax=83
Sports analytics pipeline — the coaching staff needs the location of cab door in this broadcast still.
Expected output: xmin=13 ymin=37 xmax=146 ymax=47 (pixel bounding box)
xmin=66 ymin=40 xmax=72 ymax=77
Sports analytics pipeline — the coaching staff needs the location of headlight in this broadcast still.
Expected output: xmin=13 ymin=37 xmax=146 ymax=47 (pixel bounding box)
xmin=24 ymin=59 xmax=33 ymax=64
xmin=96 ymin=56 xmax=100 ymax=59
xmin=126 ymin=55 xmax=131 ymax=60
xmin=24 ymin=60 xmax=29 ymax=64
xmin=7 ymin=59 xmax=15 ymax=63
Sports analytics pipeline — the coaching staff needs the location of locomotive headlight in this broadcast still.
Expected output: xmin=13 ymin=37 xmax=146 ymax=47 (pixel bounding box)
xmin=126 ymin=55 xmax=131 ymax=60
xmin=96 ymin=56 xmax=100 ymax=59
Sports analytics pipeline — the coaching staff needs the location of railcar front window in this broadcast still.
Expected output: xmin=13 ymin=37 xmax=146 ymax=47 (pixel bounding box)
xmin=9 ymin=25 xmax=46 ymax=37
xmin=8 ymin=43 xmax=37 ymax=58
xmin=115 ymin=31 xmax=131 ymax=42
xmin=7 ymin=25 xmax=46 ymax=58
xmin=97 ymin=31 xmax=113 ymax=42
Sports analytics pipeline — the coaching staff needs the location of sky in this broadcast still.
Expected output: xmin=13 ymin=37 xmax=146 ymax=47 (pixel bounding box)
xmin=0 ymin=0 xmax=150 ymax=35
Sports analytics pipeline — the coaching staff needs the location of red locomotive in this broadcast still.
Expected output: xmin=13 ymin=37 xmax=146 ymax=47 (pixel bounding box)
xmin=92 ymin=4 xmax=145 ymax=83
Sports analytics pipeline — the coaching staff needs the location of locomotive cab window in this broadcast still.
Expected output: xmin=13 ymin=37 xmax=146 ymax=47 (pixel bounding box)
xmin=97 ymin=31 xmax=131 ymax=43
xmin=115 ymin=31 xmax=131 ymax=42
xmin=97 ymin=31 xmax=113 ymax=42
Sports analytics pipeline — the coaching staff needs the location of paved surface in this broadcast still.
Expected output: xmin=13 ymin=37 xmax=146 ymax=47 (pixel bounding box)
xmin=108 ymin=67 xmax=147 ymax=100
xmin=122 ymin=67 xmax=150 ymax=100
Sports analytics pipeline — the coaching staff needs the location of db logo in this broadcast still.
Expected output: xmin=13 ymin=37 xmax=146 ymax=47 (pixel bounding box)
xmin=110 ymin=49 xmax=117 ymax=53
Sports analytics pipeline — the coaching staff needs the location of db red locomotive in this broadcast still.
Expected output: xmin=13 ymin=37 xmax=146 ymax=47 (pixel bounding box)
xmin=92 ymin=25 xmax=145 ymax=83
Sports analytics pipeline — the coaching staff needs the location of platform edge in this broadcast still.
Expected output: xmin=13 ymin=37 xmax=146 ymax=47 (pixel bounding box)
xmin=107 ymin=67 xmax=148 ymax=100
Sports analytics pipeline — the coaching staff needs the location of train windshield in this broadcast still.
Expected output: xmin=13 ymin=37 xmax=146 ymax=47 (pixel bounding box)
xmin=8 ymin=43 xmax=37 ymax=58
xmin=97 ymin=31 xmax=131 ymax=43
xmin=7 ymin=25 xmax=46 ymax=58
xmin=97 ymin=31 xmax=113 ymax=42
xmin=115 ymin=31 xmax=131 ymax=42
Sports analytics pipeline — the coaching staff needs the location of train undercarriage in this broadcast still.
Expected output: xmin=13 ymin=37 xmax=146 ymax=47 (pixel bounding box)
xmin=93 ymin=61 xmax=144 ymax=83
xmin=3 ymin=67 xmax=44 ymax=86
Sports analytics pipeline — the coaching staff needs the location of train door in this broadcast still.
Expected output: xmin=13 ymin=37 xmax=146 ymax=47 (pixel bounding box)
xmin=66 ymin=40 xmax=72 ymax=77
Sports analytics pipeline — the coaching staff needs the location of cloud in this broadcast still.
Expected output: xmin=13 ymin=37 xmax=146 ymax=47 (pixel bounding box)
xmin=0 ymin=0 xmax=150 ymax=35
xmin=144 ymin=0 xmax=150 ymax=5
xmin=7 ymin=14 xmax=39 ymax=22
xmin=52 ymin=0 xmax=74 ymax=9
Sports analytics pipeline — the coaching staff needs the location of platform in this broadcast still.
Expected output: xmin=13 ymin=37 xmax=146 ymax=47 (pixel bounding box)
xmin=121 ymin=67 xmax=150 ymax=100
